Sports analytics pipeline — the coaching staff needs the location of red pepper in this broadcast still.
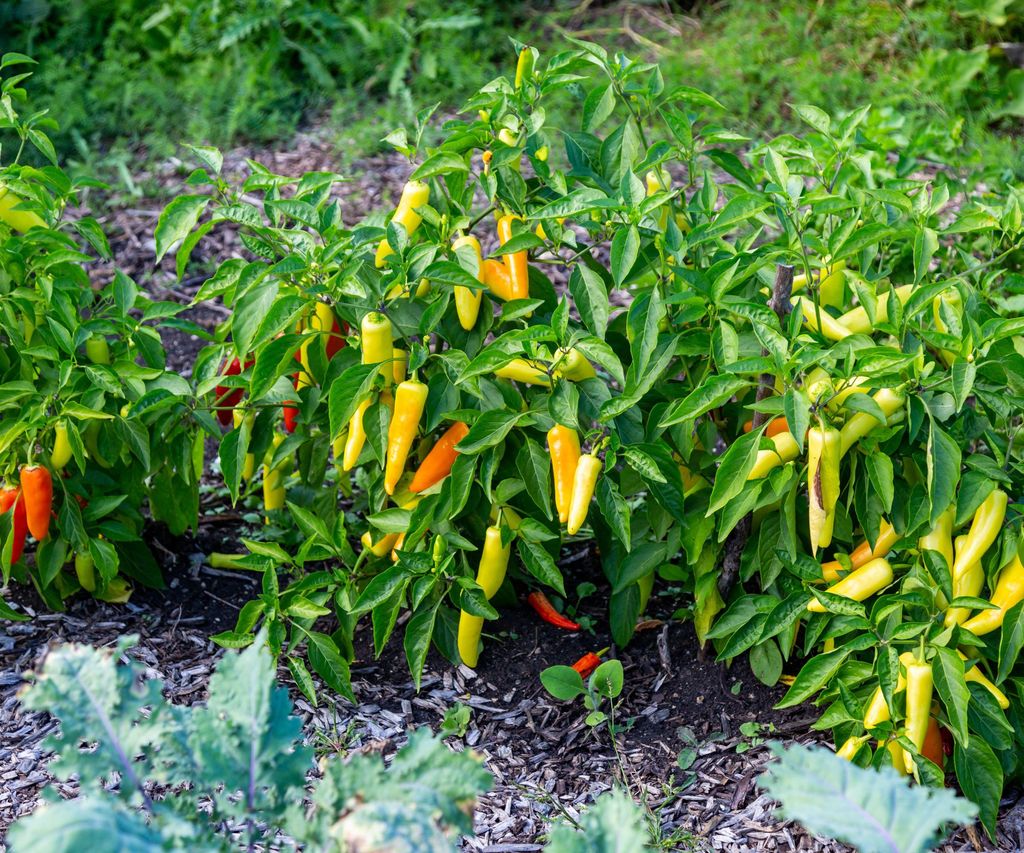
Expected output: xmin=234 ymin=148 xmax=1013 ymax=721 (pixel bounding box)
xmin=283 ymin=351 xmax=304 ymax=434
xmin=214 ymin=357 xmax=252 ymax=426
xmin=20 ymin=465 xmax=53 ymax=541
xmin=527 ymin=591 xmax=580 ymax=631
xmin=0 ymin=487 xmax=27 ymax=564
xmin=326 ymin=317 xmax=349 ymax=360
xmin=283 ymin=402 xmax=299 ymax=434
xmin=571 ymin=647 xmax=609 ymax=679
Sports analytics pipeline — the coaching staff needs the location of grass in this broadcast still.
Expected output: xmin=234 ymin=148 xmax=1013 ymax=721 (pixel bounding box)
xmin=6 ymin=1 xmax=1024 ymax=185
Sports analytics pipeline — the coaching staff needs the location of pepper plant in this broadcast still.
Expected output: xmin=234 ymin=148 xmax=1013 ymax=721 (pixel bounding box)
xmin=153 ymin=39 xmax=1024 ymax=833
xmin=0 ymin=54 xmax=202 ymax=610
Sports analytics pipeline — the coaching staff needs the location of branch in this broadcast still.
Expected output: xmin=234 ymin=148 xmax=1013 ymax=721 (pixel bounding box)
xmin=752 ymin=264 xmax=794 ymax=429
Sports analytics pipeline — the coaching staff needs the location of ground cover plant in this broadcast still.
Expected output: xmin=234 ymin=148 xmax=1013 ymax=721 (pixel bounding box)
xmin=3 ymin=19 xmax=1024 ymax=853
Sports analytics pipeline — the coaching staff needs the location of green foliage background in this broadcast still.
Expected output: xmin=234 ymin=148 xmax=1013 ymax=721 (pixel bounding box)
xmin=4 ymin=1 xmax=1024 ymax=180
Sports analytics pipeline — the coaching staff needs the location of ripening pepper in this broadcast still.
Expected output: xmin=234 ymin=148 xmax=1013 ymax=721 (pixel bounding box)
xmin=458 ymin=525 xmax=512 ymax=667
xmin=497 ymin=214 xmax=529 ymax=300
xmin=919 ymin=505 xmax=955 ymax=575
xmin=959 ymin=651 xmax=1009 ymax=708
xmin=838 ymin=285 xmax=914 ymax=335
xmin=214 ymin=356 xmax=247 ymax=426
xmin=482 ymin=258 xmax=514 ymax=300
xmin=494 ymin=358 xmax=552 ymax=387
xmin=409 ymin=422 xmax=469 ymax=493
xmin=933 ymin=290 xmax=966 ymax=365
xmin=807 ymin=557 xmax=893 ymax=613
xmin=747 ymin=431 xmax=800 ymax=480
xmin=391 ymin=347 xmax=408 ymax=386
xmin=282 ymin=366 xmax=307 ymax=434
xmin=558 ymin=348 xmax=596 ymax=381
xmin=75 ymin=551 xmax=96 ymax=593
xmin=83 ymin=420 xmax=114 ymax=468
xmin=547 ymin=424 xmax=581 ymax=525
xmin=836 ymin=735 xmax=870 ymax=762
xmin=343 ymin=397 xmax=372 ymax=472
xmin=839 ymin=388 xmax=905 ymax=456
xmin=962 ymin=556 xmax=1024 ymax=636
xmin=945 ymin=534 xmax=986 ymax=627
xmin=807 ymin=422 xmax=841 ymax=554
xmin=514 ymin=46 xmax=535 ymax=90
xmin=566 ymin=453 xmax=602 ymax=536
xmin=527 ymin=590 xmax=580 ymax=630
xmin=0 ymin=487 xmax=27 ymax=565
xmin=902 ymin=655 xmax=934 ymax=770
xmin=951 ymin=489 xmax=1007 ymax=580
xmin=793 ymin=296 xmax=856 ymax=341
xmin=233 ymin=410 xmax=256 ymax=482
xmin=361 ymin=312 xmax=394 ymax=385
xmin=742 ymin=416 xmax=790 ymax=437
xmin=312 ymin=301 xmax=347 ymax=360
xmin=820 ymin=520 xmax=900 ymax=583
xmin=863 ymin=651 xmax=917 ymax=728
xmin=790 ymin=259 xmax=846 ymax=309
xmin=262 ymin=434 xmax=287 ymax=515
xmin=384 ymin=377 xmax=429 ymax=495
xmin=571 ymin=648 xmax=608 ymax=680
xmin=497 ymin=129 xmax=521 ymax=172
xmin=0 ymin=185 xmax=46 ymax=233
xmin=362 ymin=530 xmax=400 ymax=558
xmin=386 ymin=277 xmax=431 ymax=300
xmin=20 ymin=465 xmax=52 ymax=541
xmin=85 ymin=334 xmax=111 ymax=365
xmin=452 ymin=235 xmax=484 ymax=330
xmin=50 ymin=422 xmax=73 ymax=470
xmin=375 ymin=180 xmax=431 ymax=267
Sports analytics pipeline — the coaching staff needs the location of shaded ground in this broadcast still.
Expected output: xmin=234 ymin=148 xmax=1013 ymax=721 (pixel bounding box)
xmin=2 ymin=123 xmax=1022 ymax=851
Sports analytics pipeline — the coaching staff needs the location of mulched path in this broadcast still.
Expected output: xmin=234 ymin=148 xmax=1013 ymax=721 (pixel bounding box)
xmin=2 ymin=121 xmax=1022 ymax=850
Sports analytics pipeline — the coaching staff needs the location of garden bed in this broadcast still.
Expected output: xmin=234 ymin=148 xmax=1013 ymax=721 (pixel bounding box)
xmin=2 ymin=532 xmax=1020 ymax=849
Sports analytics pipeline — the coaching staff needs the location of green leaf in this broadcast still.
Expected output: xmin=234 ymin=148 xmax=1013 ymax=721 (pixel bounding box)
xmin=569 ymin=264 xmax=610 ymax=338
xmin=404 ymin=605 xmax=437 ymax=691
xmin=517 ymin=438 xmax=553 ymax=520
xmin=610 ymin=224 xmax=640 ymax=286
xmin=996 ymin=600 xmax=1024 ymax=683
xmin=590 ymin=659 xmax=624 ymax=699
xmin=954 ymin=738 xmax=1002 ymax=840
xmin=455 ymin=409 xmax=523 ymax=455
xmin=927 ymin=419 xmax=961 ymax=528
xmin=540 ymin=665 xmax=585 ymax=701
xmin=517 ymin=540 xmax=565 ymax=596
xmin=660 ymin=375 xmax=749 ymax=427
xmin=931 ymin=645 xmax=970 ymax=747
xmin=775 ymin=647 xmax=850 ymax=708
xmin=286 ymin=655 xmax=317 ymax=706
xmin=154 ymin=195 xmax=209 ymax=263
xmin=707 ymin=430 xmax=762 ymax=515
xmin=328 ymin=363 xmax=379 ymax=442
xmin=411 ymin=151 xmax=467 ymax=180
xmin=611 ymin=542 xmax=665 ymax=593
xmin=305 ymin=630 xmax=356 ymax=703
